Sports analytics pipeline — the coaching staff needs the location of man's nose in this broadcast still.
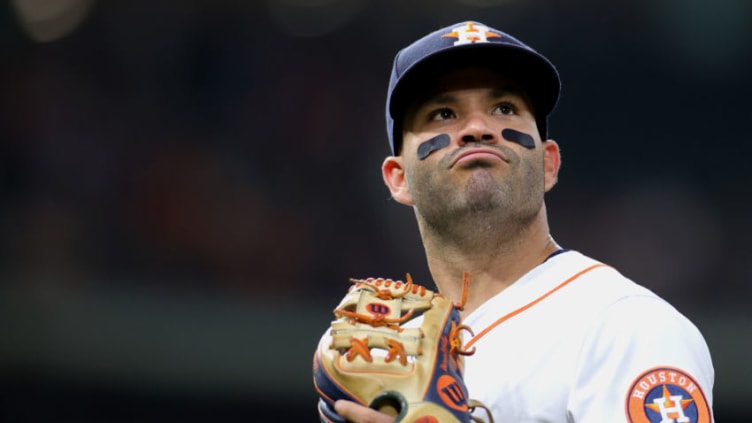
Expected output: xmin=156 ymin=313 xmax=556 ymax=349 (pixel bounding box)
xmin=458 ymin=113 xmax=499 ymax=146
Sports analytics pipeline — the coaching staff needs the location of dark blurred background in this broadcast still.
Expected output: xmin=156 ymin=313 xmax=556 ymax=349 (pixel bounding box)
xmin=0 ymin=0 xmax=749 ymax=421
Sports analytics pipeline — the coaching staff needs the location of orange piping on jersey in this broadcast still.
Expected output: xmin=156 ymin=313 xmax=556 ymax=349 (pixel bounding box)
xmin=465 ymin=263 xmax=609 ymax=350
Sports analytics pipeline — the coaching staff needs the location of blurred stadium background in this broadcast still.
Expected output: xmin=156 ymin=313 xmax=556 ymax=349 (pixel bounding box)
xmin=0 ymin=0 xmax=750 ymax=421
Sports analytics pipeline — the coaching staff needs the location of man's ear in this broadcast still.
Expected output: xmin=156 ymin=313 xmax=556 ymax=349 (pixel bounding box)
xmin=542 ymin=140 xmax=561 ymax=192
xmin=382 ymin=156 xmax=414 ymax=206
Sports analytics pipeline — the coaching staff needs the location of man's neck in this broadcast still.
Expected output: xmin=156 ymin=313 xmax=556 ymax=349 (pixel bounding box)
xmin=419 ymin=207 xmax=560 ymax=317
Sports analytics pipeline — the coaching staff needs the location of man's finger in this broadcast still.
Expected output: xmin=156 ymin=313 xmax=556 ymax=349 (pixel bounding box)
xmin=334 ymin=400 xmax=395 ymax=423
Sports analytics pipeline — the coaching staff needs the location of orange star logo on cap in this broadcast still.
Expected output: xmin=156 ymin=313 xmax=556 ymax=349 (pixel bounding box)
xmin=442 ymin=22 xmax=501 ymax=45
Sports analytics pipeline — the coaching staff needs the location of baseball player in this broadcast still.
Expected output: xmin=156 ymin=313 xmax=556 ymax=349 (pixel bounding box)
xmin=332 ymin=21 xmax=714 ymax=422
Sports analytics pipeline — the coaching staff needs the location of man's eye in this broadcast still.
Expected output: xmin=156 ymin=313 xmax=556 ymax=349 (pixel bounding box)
xmin=494 ymin=103 xmax=516 ymax=115
xmin=429 ymin=108 xmax=455 ymax=121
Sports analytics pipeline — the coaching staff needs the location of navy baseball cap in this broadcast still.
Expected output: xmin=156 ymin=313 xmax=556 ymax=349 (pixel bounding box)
xmin=386 ymin=21 xmax=561 ymax=155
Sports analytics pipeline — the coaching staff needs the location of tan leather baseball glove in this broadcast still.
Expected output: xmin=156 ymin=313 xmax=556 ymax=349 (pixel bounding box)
xmin=313 ymin=274 xmax=493 ymax=423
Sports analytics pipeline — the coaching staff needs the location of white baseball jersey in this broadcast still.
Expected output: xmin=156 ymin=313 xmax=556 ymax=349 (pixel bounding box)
xmin=462 ymin=250 xmax=714 ymax=422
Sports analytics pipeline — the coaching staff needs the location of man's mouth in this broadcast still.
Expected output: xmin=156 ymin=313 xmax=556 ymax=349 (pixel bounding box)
xmin=451 ymin=148 xmax=507 ymax=168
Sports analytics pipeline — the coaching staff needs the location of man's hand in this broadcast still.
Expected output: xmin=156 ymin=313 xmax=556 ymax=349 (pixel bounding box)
xmin=334 ymin=400 xmax=395 ymax=423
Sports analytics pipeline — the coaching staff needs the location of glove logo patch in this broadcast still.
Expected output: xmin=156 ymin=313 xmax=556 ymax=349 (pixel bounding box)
xmin=625 ymin=367 xmax=711 ymax=423
xmin=366 ymin=302 xmax=391 ymax=316
xmin=437 ymin=374 xmax=468 ymax=412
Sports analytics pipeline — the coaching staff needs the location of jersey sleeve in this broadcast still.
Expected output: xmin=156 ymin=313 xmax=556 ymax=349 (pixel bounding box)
xmin=567 ymin=295 xmax=714 ymax=423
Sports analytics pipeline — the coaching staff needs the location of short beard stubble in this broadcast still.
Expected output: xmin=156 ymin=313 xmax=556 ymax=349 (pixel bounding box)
xmin=407 ymin=155 xmax=545 ymax=252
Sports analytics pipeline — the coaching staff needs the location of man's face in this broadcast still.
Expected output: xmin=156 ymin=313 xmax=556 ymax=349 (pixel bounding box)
xmin=384 ymin=66 xmax=560 ymax=234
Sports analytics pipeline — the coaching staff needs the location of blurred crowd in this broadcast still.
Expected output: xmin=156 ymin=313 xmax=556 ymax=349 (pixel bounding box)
xmin=2 ymin=1 xmax=750 ymax=311
xmin=1 ymin=2 xmax=403 ymax=303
